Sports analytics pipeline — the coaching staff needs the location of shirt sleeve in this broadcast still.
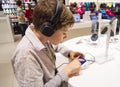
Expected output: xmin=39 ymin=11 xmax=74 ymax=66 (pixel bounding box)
xmin=45 ymin=70 xmax=69 ymax=87
xmin=54 ymin=44 xmax=71 ymax=57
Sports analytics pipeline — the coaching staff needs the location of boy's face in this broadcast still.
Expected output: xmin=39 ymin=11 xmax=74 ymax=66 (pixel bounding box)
xmin=48 ymin=27 xmax=70 ymax=45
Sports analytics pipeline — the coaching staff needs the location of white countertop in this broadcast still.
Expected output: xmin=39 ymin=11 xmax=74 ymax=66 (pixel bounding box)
xmin=57 ymin=35 xmax=120 ymax=87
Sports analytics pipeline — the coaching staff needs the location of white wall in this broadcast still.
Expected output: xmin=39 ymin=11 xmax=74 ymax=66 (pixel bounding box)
xmin=69 ymin=0 xmax=120 ymax=3
xmin=98 ymin=0 xmax=120 ymax=2
xmin=0 ymin=16 xmax=14 ymax=43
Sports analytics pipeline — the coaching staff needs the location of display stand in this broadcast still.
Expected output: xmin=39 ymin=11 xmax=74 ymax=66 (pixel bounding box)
xmin=0 ymin=15 xmax=14 ymax=43
xmin=83 ymin=11 xmax=91 ymax=21
xmin=96 ymin=21 xmax=114 ymax=64
xmin=115 ymin=19 xmax=120 ymax=50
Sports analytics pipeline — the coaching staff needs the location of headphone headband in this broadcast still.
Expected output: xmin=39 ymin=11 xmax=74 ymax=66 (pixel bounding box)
xmin=50 ymin=0 xmax=63 ymax=24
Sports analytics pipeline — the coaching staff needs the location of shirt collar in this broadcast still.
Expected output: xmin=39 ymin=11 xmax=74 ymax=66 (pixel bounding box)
xmin=25 ymin=25 xmax=45 ymax=51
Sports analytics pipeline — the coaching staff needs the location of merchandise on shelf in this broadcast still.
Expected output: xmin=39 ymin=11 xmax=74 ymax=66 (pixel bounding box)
xmin=1 ymin=0 xmax=37 ymax=34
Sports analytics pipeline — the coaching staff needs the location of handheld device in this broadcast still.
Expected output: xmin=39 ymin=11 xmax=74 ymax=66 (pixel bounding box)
xmin=78 ymin=55 xmax=86 ymax=65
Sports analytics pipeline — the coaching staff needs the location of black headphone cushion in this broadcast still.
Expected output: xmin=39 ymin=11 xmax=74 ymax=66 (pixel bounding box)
xmin=91 ymin=34 xmax=98 ymax=41
xmin=40 ymin=22 xmax=55 ymax=37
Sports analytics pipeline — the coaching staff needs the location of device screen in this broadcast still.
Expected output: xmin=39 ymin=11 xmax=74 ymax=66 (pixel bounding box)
xmin=78 ymin=56 xmax=86 ymax=65
xmin=73 ymin=14 xmax=80 ymax=22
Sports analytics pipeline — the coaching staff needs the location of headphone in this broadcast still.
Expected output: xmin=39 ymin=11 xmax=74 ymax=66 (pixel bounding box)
xmin=91 ymin=20 xmax=99 ymax=41
xmin=40 ymin=0 xmax=63 ymax=37
xmin=91 ymin=33 xmax=98 ymax=41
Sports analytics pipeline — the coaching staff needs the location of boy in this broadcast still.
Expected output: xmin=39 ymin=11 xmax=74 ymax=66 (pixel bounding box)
xmin=12 ymin=0 xmax=84 ymax=87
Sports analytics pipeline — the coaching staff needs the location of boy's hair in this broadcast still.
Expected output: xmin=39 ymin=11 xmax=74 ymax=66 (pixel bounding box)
xmin=16 ymin=0 xmax=22 ymax=6
xmin=32 ymin=0 xmax=74 ymax=31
